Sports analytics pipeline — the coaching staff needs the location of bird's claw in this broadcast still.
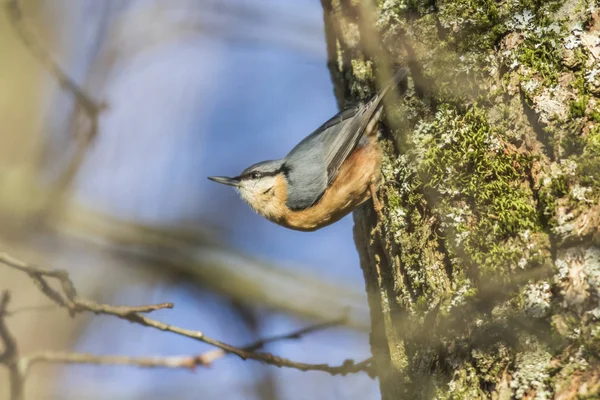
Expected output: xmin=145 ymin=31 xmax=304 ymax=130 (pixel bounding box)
xmin=369 ymin=183 xmax=385 ymax=236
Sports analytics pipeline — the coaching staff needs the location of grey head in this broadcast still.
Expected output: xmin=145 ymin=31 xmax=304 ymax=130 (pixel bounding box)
xmin=208 ymin=159 xmax=287 ymax=208
xmin=209 ymin=153 xmax=329 ymax=212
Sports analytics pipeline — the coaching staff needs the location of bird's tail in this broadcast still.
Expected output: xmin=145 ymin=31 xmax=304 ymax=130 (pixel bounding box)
xmin=357 ymin=68 xmax=409 ymax=142
xmin=377 ymin=67 xmax=409 ymax=98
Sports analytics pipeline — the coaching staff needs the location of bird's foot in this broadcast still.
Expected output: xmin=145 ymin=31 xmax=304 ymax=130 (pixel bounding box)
xmin=369 ymin=183 xmax=385 ymax=236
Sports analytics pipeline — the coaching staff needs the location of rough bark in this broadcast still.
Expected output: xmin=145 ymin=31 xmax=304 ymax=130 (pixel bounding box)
xmin=322 ymin=0 xmax=600 ymax=398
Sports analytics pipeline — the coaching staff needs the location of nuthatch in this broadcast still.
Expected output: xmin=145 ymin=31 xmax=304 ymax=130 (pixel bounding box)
xmin=208 ymin=69 xmax=408 ymax=231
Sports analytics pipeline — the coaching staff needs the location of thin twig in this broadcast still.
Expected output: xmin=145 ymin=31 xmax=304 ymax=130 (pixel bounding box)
xmin=20 ymin=352 xmax=206 ymax=373
xmin=0 ymin=253 xmax=173 ymax=317
xmin=18 ymin=318 xmax=357 ymax=374
xmin=0 ymin=251 xmax=372 ymax=376
xmin=193 ymin=317 xmax=348 ymax=365
xmin=19 ymin=351 xmax=371 ymax=376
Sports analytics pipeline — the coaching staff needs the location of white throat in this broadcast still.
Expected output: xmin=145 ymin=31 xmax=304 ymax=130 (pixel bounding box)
xmin=236 ymin=176 xmax=277 ymax=211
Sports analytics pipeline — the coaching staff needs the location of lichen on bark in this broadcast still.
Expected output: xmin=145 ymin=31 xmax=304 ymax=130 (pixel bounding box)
xmin=322 ymin=0 xmax=600 ymax=398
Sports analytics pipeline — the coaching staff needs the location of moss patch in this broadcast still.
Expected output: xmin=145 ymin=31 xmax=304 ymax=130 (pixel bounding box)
xmin=415 ymin=105 xmax=539 ymax=276
xmin=575 ymin=125 xmax=600 ymax=193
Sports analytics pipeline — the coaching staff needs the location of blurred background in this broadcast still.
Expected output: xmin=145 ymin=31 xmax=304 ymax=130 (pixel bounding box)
xmin=0 ymin=0 xmax=377 ymax=399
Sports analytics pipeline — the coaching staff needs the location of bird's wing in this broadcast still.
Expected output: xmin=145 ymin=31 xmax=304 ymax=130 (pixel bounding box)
xmin=322 ymin=68 xmax=409 ymax=186
xmin=283 ymin=105 xmax=360 ymax=210
xmin=284 ymin=68 xmax=409 ymax=210
xmin=321 ymin=96 xmax=382 ymax=187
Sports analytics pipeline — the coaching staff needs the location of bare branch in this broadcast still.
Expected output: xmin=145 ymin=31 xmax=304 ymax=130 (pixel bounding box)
xmin=189 ymin=317 xmax=352 ymax=366
xmin=18 ymin=318 xmax=362 ymax=375
xmin=0 ymin=251 xmax=372 ymax=376
xmin=20 ymin=352 xmax=207 ymax=373
xmin=19 ymin=351 xmax=371 ymax=377
xmin=58 ymin=204 xmax=371 ymax=329
xmin=0 ymin=253 xmax=173 ymax=318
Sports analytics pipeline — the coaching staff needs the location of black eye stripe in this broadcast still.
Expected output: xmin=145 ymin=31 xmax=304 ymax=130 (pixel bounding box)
xmin=242 ymin=171 xmax=261 ymax=180
xmin=242 ymin=163 xmax=289 ymax=180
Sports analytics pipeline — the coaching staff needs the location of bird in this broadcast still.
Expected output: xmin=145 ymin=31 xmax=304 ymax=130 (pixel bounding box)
xmin=208 ymin=68 xmax=408 ymax=231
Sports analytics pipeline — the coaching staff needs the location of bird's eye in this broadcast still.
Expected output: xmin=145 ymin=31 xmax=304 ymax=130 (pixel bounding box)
xmin=250 ymin=172 xmax=260 ymax=179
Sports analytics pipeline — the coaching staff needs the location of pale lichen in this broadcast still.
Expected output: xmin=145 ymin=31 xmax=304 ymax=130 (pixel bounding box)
xmin=376 ymin=0 xmax=405 ymax=26
xmin=571 ymin=184 xmax=593 ymax=203
xmin=556 ymin=246 xmax=600 ymax=311
xmin=523 ymin=281 xmax=552 ymax=318
xmin=448 ymin=278 xmax=473 ymax=309
xmin=531 ymin=85 xmax=572 ymax=123
xmin=510 ymin=347 xmax=553 ymax=399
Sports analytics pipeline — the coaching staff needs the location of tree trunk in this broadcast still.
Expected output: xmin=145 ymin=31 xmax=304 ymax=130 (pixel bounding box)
xmin=321 ymin=0 xmax=600 ymax=398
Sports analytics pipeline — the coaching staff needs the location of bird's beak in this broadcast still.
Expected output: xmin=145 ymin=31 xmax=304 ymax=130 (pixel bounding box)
xmin=208 ymin=176 xmax=241 ymax=187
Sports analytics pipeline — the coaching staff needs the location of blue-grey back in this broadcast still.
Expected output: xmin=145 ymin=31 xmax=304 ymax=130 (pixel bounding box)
xmin=282 ymin=68 xmax=409 ymax=211
xmin=283 ymin=105 xmax=362 ymax=210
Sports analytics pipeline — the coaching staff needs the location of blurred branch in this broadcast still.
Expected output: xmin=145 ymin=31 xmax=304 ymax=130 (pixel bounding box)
xmin=0 ymin=250 xmax=372 ymax=382
xmin=21 ymin=352 xmax=209 ymax=372
xmin=4 ymin=0 xmax=100 ymax=114
xmin=6 ymin=304 xmax=57 ymax=317
xmin=0 ymin=292 xmax=25 ymax=400
xmin=4 ymin=0 xmax=105 ymax=202
xmin=110 ymin=1 xmax=326 ymax=61
xmin=57 ymin=204 xmax=371 ymax=329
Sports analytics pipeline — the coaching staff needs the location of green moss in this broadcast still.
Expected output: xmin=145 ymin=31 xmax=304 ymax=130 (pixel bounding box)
xmin=417 ymin=105 xmax=539 ymax=276
xmin=436 ymin=361 xmax=486 ymax=400
xmin=577 ymin=155 xmax=600 ymax=190
xmin=472 ymin=344 xmax=511 ymax=384
xmin=538 ymin=171 xmax=571 ymax=226
xmin=572 ymin=71 xmax=587 ymax=93
xmin=542 ymin=126 xmax=600 ymax=218
xmin=351 ymin=59 xmax=373 ymax=82
xmin=562 ymin=134 xmax=586 ymax=157
xmin=379 ymin=142 xmax=454 ymax=308
xmin=439 ymin=0 xmax=564 ymax=55
xmin=518 ymin=34 xmax=563 ymax=86
xmin=349 ymin=59 xmax=375 ymax=99
xmin=569 ymin=95 xmax=589 ymax=118
xmin=552 ymin=174 xmax=570 ymax=196
xmin=437 ymin=0 xmax=506 ymax=49
xmin=403 ymin=0 xmax=435 ymax=16
xmin=585 ymin=125 xmax=600 ymax=155
xmin=414 ymin=294 xmax=431 ymax=311
xmin=572 ymin=126 xmax=600 ymax=192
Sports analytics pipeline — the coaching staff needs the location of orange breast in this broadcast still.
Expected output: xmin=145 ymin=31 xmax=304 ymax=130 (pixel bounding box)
xmin=276 ymin=135 xmax=382 ymax=231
